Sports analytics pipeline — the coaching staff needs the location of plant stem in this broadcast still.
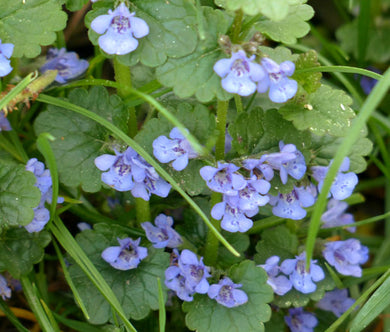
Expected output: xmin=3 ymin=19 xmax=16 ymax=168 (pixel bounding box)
xmin=230 ymin=9 xmax=243 ymax=43
xmin=204 ymin=100 xmax=228 ymax=265
xmin=234 ymin=94 xmax=243 ymax=113
xmin=113 ymin=58 xmax=150 ymax=224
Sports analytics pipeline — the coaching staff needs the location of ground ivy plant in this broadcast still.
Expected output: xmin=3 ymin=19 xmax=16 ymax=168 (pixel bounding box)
xmin=1 ymin=0 xmax=390 ymax=331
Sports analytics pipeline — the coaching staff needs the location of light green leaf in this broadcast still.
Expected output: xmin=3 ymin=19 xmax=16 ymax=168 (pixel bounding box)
xmin=279 ymin=85 xmax=356 ymax=137
xmin=156 ymin=7 xmax=232 ymax=102
xmin=293 ymin=50 xmax=322 ymax=93
xmin=0 ymin=228 xmax=51 ymax=278
xmin=218 ymin=232 xmax=249 ymax=269
xmin=259 ymin=46 xmax=299 ymax=63
xmin=255 ymin=3 xmax=314 ymax=44
xmin=68 ymin=223 xmax=170 ymax=324
xmin=65 ymin=0 xmax=89 ymax=11
xmin=0 ymin=163 xmax=40 ymax=230
xmin=34 ymin=86 xmax=128 ymax=193
xmin=183 ymin=260 xmax=273 ymax=332
xmin=86 ymin=0 xmax=198 ymax=67
xmin=228 ymin=107 xmax=264 ymax=155
xmin=0 ymin=0 xmax=67 ymax=58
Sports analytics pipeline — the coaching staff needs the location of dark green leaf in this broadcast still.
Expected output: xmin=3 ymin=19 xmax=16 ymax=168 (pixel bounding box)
xmin=183 ymin=260 xmax=273 ymax=332
xmin=156 ymin=7 xmax=232 ymax=102
xmin=34 ymin=87 xmax=128 ymax=193
xmin=0 ymin=0 xmax=67 ymax=58
xmin=0 ymin=163 xmax=40 ymax=230
xmin=218 ymin=232 xmax=249 ymax=269
xmin=0 ymin=228 xmax=51 ymax=278
xmin=279 ymin=85 xmax=356 ymax=137
xmin=86 ymin=0 xmax=198 ymax=67
xmin=293 ymin=50 xmax=322 ymax=93
xmin=68 ymin=223 xmax=170 ymax=324
xmin=65 ymin=0 xmax=89 ymax=11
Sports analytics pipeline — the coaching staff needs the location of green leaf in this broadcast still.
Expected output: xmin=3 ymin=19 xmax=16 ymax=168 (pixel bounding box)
xmin=311 ymin=127 xmax=373 ymax=173
xmin=0 ymin=0 xmax=67 ymax=58
xmin=255 ymin=3 xmax=314 ymax=44
xmin=279 ymin=85 xmax=356 ymax=137
xmin=272 ymin=262 xmax=335 ymax=308
xmin=65 ymin=0 xmax=89 ymax=11
xmin=228 ymin=107 xmax=264 ymax=155
xmin=86 ymin=0 xmax=198 ymax=67
xmin=218 ymin=232 xmax=249 ymax=269
xmin=0 ymin=228 xmax=51 ymax=278
xmin=183 ymin=260 xmax=273 ymax=332
xmin=135 ymin=102 xmax=215 ymax=195
xmin=68 ymin=223 xmax=170 ymax=324
xmin=0 ymin=163 xmax=40 ymax=230
xmin=349 ymin=274 xmax=390 ymax=332
xmin=34 ymin=87 xmax=128 ymax=193
xmin=156 ymin=7 xmax=232 ymax=102
xmin=293 ymin=50 xmax=322 ymax=93
xmin=254 ymin=226 xmax=298 ymax=263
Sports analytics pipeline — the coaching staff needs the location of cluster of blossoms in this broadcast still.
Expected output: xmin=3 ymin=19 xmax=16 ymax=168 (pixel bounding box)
xmin=0 ymin=39 xmax=14 ymax=77
xmin=40 ymin=48 xmax=89 ymax=84
xmin=214 ymin=50 xmax=298 ymax=103
xmin=91 ymin=3 xmax=149 ymax=55
xmin=95 ymin=147 xmax=171 ymax=201
xmin=25 ymin=158 xmax=64 ymax=233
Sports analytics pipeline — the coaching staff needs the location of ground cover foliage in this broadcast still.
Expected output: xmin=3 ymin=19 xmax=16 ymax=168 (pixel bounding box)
xmin=0 ymin=0 xmax=390 ymax=331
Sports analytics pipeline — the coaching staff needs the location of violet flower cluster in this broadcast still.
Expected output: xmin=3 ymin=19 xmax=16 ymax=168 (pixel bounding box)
xmin=101 ymin=237 xmax=148 ymax=270
xmin=207 ymin=276 xmax=248 ymax=308
xmin=25 ymin=158 xmax=64 ymax=233
xmin=323 ymin=238 xmax=369 ymax=277
xmin=141 ymin=214 xmax=182 ymax=249
xmin=40 ymin=48 xmax=89 ymax=84
xmin=91 ymin=3 xmax=149 ymax=55
xmin=285 ymin=307 xmax=318 ymax=332
xmin=95 ymin=147 xmax=171 ymax=201
xmin=0 ymin=39 xmax=14 ymax=77
xmin=316 ymin=288 xmax=355 ymax=317
xmin=259 ymin=256 xmax=292 ymax=296
xmin=214 ymin=50 xmax=297 ymax=103
xmin=153 ymin=127 xmax=198 ymax=171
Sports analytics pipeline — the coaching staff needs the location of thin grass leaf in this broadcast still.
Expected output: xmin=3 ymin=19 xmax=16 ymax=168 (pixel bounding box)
xmin=305 ymin=66 xmax=390 ymax=268
xmin=324 ymin=262 xmax=344 ymax=289
xmin=52 ymin=312 xmax=105 ymax=332
xmin=157 ymin=277 xmax=166 ymax=332
xmin=357 ymin=0 xmax=370 ymax=65
xmin=0 ymin=299 xmax=30 ymax=332
xmin=37 ymin=94 xmax=239 ymax=257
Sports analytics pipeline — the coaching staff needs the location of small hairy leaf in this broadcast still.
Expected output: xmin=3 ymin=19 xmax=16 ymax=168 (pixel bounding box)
xmin=0 ymin=0 xmax=67 ymax=58
xmin=156 ymin=7 xmax=232 ymax=102
xmin=68 ymin=224 xmax=170 ymax=324
xmin=255 ymin=3 xmax=314 ymax=44
xmin=279 ymin=85 xmax=356 ymax=137
xmin=0 ymin=163 xmax=40 ymax=230
xmin=293 ymin=50 xmax=322 ymax=93
xmin=34 ymin=86 xmax=128 ymax=193
xmin=183 ymin=260 xmax=273 ymax=332
xmin=0 ymin=228 xmax=51 ymax=278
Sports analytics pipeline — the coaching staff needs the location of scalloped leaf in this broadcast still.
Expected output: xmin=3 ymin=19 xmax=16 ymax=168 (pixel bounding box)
xmin=255 ymin=3 xmax=314 ymax=44
xmin=85 ymin=0 xmax=198 ymax=67
xmin=156 ymin=7 xmax=232 ymax=102
xmin=183 ymin=260 xmax=273 ymax=332
xmin=279 ymin=85 xmax=356 ymax=137
xmin=0 ymin=228 xmax=51 ymax=278
xmin=0 ymin=0 xmax=67 ymax=58
xmin=34 ymin=86 xmax=128 ymax=193
xmin=68 ymin=223 xmax=170 ymax=324
xmin=292 ymin=50 xmax=322 ymax=93
xmin=218 ymin=232 xmax=250 ymax=269
xmin=0 ymin=163 xmax=40 ymax=230
xmin=65 ymin=0 xmax=89 ymax=11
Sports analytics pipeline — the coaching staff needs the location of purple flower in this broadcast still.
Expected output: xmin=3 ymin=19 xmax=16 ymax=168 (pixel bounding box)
xmin=243 ymin=158 xmax=274 ymax=181
xmin=280 ymin=252 xmax=325 ymax=294
xmin=213 ymin=50 xmax=265 ymax=96
xmin=257 ymin=58 xmax=298 ymax=103
xmin=208 ymin=277 xmax=248 ymax=308
xmin=259 ymin=256 xmax=292 ymax=296
xmin=24 ymin=207 xmax=50 ymax=233
xmin=40 ymin=48 xmax=89 ymax=84
xmin=91 ymin=3 xmax=149 ymax=55
xmin=285 ymin=307 xmax=318 ymax=332
xmin=77 ymin=222 xmax=92 ymax=231
xmin=0 ymin=39 xmax=14 ymax=77
xmin=141 ymin=214 xmax=182 ymax=248
xmin=165 ymin=249 xmax=211 ymax=301
xmin=101 ymin=237 xmax=148 ymax=270
xmin=200 ymin=162 xmax=246 ymax=196
xmin=153 ymin=127 xmax=198 ymax=171
xmin=316 ymin=289 xmax=355 ymax=317
xmin=269 ymin=185 xmax=316 ymax=220
xmin=0 ymin=274 xmax=11 ymax=300
xmin=322 ymin=239 xmax=369 ymax=277
xmin=321 ymin=199 xmax=356 ymax=232
xmin=0 ymin=112 xmax=11 ymax=131
xmin=263 ymin=141 xmax=306 ymax=184
xmin=237 ymin=177 xmax=270 ymax=211
xmin=359 ymin=66 xmax=380 ymax=95
xmin=311 ymin=157 xmax=358 ymax=200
